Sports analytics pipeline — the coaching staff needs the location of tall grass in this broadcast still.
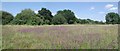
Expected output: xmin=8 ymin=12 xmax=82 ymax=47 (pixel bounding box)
xmin=2 ymin=25 xmax=118 ymax=49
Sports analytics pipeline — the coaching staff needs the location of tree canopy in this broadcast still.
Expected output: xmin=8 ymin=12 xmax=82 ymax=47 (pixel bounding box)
xmin=52 ymin=14 xmax=67 ymax=25
xmin=57 ymin=9 xmax=77 ymax=24
xmin=1 ymin=11 xmax=14 ymax=25
xmin=1 ymin=8 xmax=120 ymax=25
xmin=11 ymin=9 xmax=43 ymax=25
xmin=105 ymin=12 xmax=120 ymax=24
xmin=38 ymin=8 xmax=53 ymax=24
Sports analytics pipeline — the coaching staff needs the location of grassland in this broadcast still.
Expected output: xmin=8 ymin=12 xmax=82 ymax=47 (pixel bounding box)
xmin=0 ymin=25 xmax=2 ymax=50
xmin=2 ymin=25 xmax=118 ymax=49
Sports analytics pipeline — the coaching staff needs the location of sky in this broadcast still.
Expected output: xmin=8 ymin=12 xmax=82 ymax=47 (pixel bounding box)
xmin=1 ymin=0 xmax=119 ymax=2
xmin=2 ymin=2 xmax=118 ymax=22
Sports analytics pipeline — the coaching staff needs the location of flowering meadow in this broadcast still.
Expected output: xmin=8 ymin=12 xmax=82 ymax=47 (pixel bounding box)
xmin=2 ymin=25 xmax=118 ymax=49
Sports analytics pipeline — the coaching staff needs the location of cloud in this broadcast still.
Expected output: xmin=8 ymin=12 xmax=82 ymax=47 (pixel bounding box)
xmin=75 ymin=14 xmax=80 ymax=19
xmin=90 ymin=7 xmax=95 ymax=10
xmin=105 ymin=4 xmax=117 ymax=11
xmin=109 ymin=7 xmax=118 ymax=11
xmin=34 ymin=10 xmax=38 ymax=13
xmin=105 ymin=4 xmax=114 ymax=9
xmin=52 ymin=12 xmax=56 ymax=16
xmin=98 ymin=12 xmax=105 ymax=14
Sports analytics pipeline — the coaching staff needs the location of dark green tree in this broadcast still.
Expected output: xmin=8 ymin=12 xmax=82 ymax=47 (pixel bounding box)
xmin=105 ymin=12 xmax=120 ymax=24
xmin=119 ymin=15 xmax=120 ymax=24
xmin=57 ymin=9 xmax=77 ymax=24
xmin=0 ymin=11 xmax=2 ymax=24
xmin=80 ymin=19 xmax=89 ymax=24
xmin=52 ymin=14 xmax=67 ymax=25
xmin=38 ymin=8 xmax=53 ymax=24
xmin=1 ymin=11 xmax=14 ymax=25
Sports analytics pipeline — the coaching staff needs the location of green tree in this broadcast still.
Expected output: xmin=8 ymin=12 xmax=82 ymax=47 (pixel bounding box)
xmin=0 ymin=11 xmax=2 ymax=24
xmin=12 ymin=9 xmax=43 ymax=25
xmin=80 ymin=19 xmax=89 ymax=24
xmin=76 ymin=19 xmax=81 ymax=23
xmin=119 ymin=14 xmax=120 ymax=24
xmin=0 ymin=11 xmax=14 ymax=25
xmin=105 ymin=12 xmax=120 ymax=24
xmin=86 ymin=19 xmax=94 ymax=24
xmin=52 ymin=14 xmax=67 ymax=25
xmin=38 ymin=8 xmax=53 ymax=24
xmin=57 ymin=9 xmax=77 ymax=24
xmin=44 ymin=20 xmax=50 ymax=25
xmin=12 ymin=9 xmax=36 ymax=25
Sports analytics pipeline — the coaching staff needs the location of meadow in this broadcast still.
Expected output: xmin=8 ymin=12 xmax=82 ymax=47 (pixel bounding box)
xmin=2 ymin=25 xmax=118 ymax=49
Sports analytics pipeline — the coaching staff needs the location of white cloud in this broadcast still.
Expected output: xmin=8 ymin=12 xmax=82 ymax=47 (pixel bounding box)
xmin=105 ymin=4 xmax=114 ymax=9
xmin=75 ymin=14 xmax=80 ymax=19
xmin=109 ymin=7 xmax=118 ymax=11
xmin=105 ymin=4 xmax=117 ymax=11
xmin=90 ymin=7 xmax=95 ymax=10
xmin=98 ymin=12 xmax=105 ymax=14
xmin=52 ymin=12 xmax=56 ymax=16
xmin=34 ymin=10 xmax=38 ymax=14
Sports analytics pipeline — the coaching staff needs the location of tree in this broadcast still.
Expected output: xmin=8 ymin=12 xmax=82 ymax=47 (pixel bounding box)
xmin=105 ymin=12 xmax=120 ymax=24
xmin=1 ymin=11 xmax=14 ymax=25
xmin=52 ymin=14 xmax=67 ymax=25
xmin=119 ymin=15 xmax=120 ymax=24
xmin=0 ymin=11 xmax=2 ymax=24
xmin=38 ymin=8 xmax=53 ymax=23
xmin=86 ymin=19 xmax=94 ymax=24
xmin=26 ymin=16 xmax=44 ymax=25
xmin=12 ymin=9 xmax=36 ymax=25
xmin=12 ymin=9 xmax=43 ymax=25
xmin=44 ymin=20 xmax=50 ymax=25
xmin=57 ymin=9 xmax=77 ymax=24
xmin=76 ymin=19 xmax=81 ymax=23
xmin=80 ymin=19 xmax=89 ymax=24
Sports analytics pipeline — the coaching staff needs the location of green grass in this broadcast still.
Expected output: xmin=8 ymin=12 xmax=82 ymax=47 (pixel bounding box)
xmin=2 ymin=25 xmax=118 ymax=49
xmin=0 ymin=25 xmax=2 ymax=50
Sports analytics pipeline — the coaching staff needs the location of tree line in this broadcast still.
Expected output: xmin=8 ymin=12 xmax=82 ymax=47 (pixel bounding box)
xmin=0 ymin=8 xmax=120 ymax=25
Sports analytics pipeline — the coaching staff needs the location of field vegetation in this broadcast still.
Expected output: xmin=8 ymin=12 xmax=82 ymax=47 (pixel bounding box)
xmin=2 ymin=25 xmax=118 ymax=49
xmin=1 ymin=7 xmax=120 ymax=49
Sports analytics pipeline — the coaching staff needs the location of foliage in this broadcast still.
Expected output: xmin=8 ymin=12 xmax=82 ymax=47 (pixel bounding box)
xmin=105 ymin=12 xmax=120 ymax=24
xmin=76 ymin=19 xmax=105 ymax=24
xmin=11 ymin=9 xmax=44 ymax=25
xmin=0 ymin=11 xmax=2 ymax=25
xmin=1 ymin=8 xmax=120 ymax=25
xmin=44 ymin=20 xmax=50 ymax=25
xmin=57 ymin=9 xmax=77 ymax=24
xmin=0 ymin=11 xmax=14 ymax=25
xmin=52 ymin=14 xmax=67 ymax=25
xmin=38 ymin=8 xmax=53 ymax=22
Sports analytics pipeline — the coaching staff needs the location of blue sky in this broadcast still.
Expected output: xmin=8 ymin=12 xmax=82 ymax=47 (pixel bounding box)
xmin=2 ymin=2 xmax=118 ymax=21
xmin=1 ymin=0 xmax=119 ymax=2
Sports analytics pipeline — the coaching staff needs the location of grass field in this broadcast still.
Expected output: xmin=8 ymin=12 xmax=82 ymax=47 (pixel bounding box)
xmin=2 ymin=25 xmax=118 ymax=49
